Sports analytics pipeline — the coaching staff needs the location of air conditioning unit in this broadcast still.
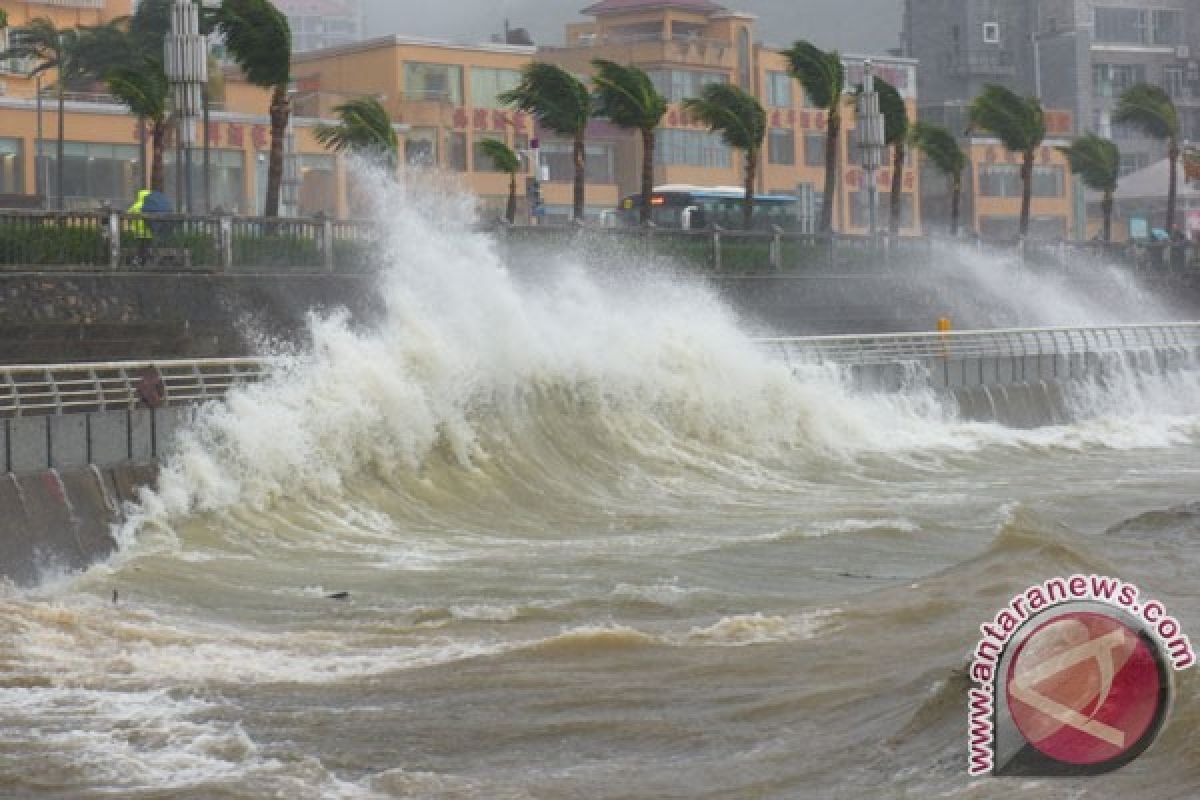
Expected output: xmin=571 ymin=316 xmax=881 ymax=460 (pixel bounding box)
xmin=1177 ymin=45 xmax=1191 ymax=60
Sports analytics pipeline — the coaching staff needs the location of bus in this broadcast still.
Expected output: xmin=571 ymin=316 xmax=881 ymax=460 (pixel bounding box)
xmin=613 ymin=185 xmax=808 ymax=231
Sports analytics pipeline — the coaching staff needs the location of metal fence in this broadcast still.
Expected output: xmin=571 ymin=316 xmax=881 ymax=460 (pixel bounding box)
xmin=0 ymin=358 xmax=269 ymax=418
xmin=759 ymin=322 xmax=1200 ymax=366
xmin=0 ymin=209 xmax=1195 ymax=275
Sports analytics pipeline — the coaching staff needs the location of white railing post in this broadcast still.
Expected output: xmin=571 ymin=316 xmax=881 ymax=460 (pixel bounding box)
xmin=712 ymin=226 xmax=722 ymax=272
xmin=107 ymin=209 xmax=121 ymax=269
xmin=218 ymin=211 xmax=233 ymax=273
xmin=321 ymin=214 xmax=335 ymax=274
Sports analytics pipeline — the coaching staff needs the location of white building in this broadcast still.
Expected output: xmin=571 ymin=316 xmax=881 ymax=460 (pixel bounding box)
xmin=275 ymin=0 xmax=364 ymax=53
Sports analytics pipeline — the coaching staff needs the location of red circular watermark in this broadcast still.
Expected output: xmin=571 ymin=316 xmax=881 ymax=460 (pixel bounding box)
xmin=1005 ymin=611 xmax=1164 ymax=768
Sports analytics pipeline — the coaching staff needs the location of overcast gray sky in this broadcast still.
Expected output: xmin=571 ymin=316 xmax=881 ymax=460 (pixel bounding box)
xmin=362 ymin=0 xmax=902 ymax=54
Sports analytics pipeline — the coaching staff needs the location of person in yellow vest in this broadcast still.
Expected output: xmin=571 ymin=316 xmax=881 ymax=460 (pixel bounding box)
xmin=126 ymin=189 xmax=153 ymax=266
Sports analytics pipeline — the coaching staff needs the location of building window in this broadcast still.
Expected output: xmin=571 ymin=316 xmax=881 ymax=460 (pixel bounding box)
xmin=297 ymin=154 xmax=336 ymax=216
xmin=978 ymin=164 xmax=1022 ymax=197
xmin=1119 ymin=153 xmax=1149 ymax=176
xmin=0 ymin=138 xmax=22 ymax=195
xmin=982 ymin=22 xmax=1000 ymax=44
xmin=403 ymin=62 xmax=464 ymax=104
xmin=766 ymin=71 xmax=793 ymax=108
xmin=767 ymin=129 xmax=795 ymax=165
xmin=541 ymin=140 xmax=616 ymax=183
xmin=1032 ymin=165 xmax=1064 ymax=198
xmin=405 ymin=128 xmax=438 ymax=167
xmin=646 ymin=69 xmax=728 ymax=102
xmin=39 ymin=141 xmax=139 ymax=209
xmin=654 ymin=129 xmax=732 ymax=168
xmin=737 ymin=27 xmax=751 ymax=89
xmin=850 ymin=191 xmax=914 ymax=228
xmin=1093 ymin=7 xmax=1183 ymax=46
xmin=1163 ymin=66 xmax=1185 ymax=99
xmin=470 ymin=67 xmax=521 ymax=110
xmin=446 ymin=131 xmax=468 ymax=172
xmin=165 ymin=149 xmax=246 ymax=213
xmin=1092 ymin=63 xmax=1145 ymax=98
xmin=846 ymin=128 xmax=861 ymax=165
xmin=472 ymin=136 xmax=508 ymax=172
xmin=804 ymin=132 xmax=826 ymax=167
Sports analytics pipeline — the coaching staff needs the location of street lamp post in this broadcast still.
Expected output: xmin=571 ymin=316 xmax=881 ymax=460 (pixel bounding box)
xmin=857 ymin=59 xmax=887 ymax=238
xmin=165 ymin=0 xmax=207 ymax=213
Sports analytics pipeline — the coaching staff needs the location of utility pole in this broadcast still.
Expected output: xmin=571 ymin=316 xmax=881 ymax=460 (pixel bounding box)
xmin=165 ymin=0 xmax=207 ymax=213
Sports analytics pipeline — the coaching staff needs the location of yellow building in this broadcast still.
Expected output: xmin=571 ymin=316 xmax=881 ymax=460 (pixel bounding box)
xmin=0 ymin=0 xmax=355 ymax=215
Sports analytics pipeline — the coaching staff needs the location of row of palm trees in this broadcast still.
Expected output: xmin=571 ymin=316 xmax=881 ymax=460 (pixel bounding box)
xmin=0 ymin=0 xmax=294 ymax=217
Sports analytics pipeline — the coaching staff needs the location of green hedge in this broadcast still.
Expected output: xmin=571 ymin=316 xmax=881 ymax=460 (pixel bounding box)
xmin=0 ymin=223 xmax=107 ymax=266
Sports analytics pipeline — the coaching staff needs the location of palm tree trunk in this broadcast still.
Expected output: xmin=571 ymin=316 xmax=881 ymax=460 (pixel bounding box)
xmin=1166 ymin=138 xmax=1179 ymax=235
xmin=640 ymin=127 xmax=655 ymax=226
xmin=889 ymin=143 xmax=905 ymax=237
xmin=265 ymin=84 xmax=290 ymax=218
xmin=56 ymin=82 xmax=65 ymax=210
xmin=1019 ymin=148 xmax=1034 ymax=238
xmin=138 ymin=118 xmax=148 ymax=190
xmin=742 ymin=147 xmax=757 ymax=231
xmin=820 ymin=109 xmax=839 ymax=234
xmin=950 ymin=172 xmax=961 ymax=237
xmin=1102 ymin=189 xmax=1113 ymax=243
xmin=506 ymin=171 xmax=517 ymax=224
xmin=572 ymin=130 xmax=586 ymax=222
xmin=150 ymin=120 xmax=166 ymax=193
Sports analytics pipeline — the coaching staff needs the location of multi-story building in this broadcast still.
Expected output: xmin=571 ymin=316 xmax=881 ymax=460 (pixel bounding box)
xmin=905 ymin=0 xmax=1200 ymax=237
xmin=274 ymin=0 xmax=364 ymax=54
xmin=0 ymin=1 xmax=358 ymax=215
xmin=292 ymin=0 xmax=921 ymax=232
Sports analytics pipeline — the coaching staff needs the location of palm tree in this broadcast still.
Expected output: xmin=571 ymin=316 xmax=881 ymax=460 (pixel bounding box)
xmin=108 ymin=62 xmax=170 ymax=192
xmin=477 ymin=139 xmax=521 ymax=224
xmin=314 ymin=97 xmax=399 ymax=169
xmin=215 ymin=0 xmax=292 ymax=218
xmin=1057 ymin=134 xmax=1119 ymax=243
xmin=682 ymin=84 xmax=767 ymax=230
xmin=910 ymin=121 xmax=967 ymax=236
xmin=590 ymin=59 xmax=666 ymax=225
xmin=969 ymin=84 xmax=1045 ymax=238
xmin=499 ymin=62 xmax=591 ymax=221
xmin=1115 ymin=84 xmax=1180 ymax=235
xmin=0 ymin=18 xmax=82 ymax=209
xmin=785 ymin=41 xmax=845 ymax=234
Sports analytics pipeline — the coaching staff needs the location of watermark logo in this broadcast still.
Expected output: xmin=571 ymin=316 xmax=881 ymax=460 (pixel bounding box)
xmin=968 ymin=575 xmax=1193 ymax=777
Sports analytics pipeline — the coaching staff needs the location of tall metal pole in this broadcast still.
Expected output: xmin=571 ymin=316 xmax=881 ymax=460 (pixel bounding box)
xmin=35 ymin=75 xmax=44 ymax=205
xmin=165 ymin=0 xmax=207 ymax=213
xmin=858 ymin=59 xmax=886 ymax=238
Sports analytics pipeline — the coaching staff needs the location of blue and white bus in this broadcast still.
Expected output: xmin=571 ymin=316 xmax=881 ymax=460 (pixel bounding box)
xmin=613 ymin=185 xmax=806 ymax=231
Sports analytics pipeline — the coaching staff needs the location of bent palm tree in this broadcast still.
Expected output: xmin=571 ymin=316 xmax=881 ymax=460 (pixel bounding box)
xmin=590 ymin=59 xmax=666 ymax=225
xmin=500 ymin=62 xmax=591 ymax=221
xmin=0 ymin=18 xmax=81 ymax=209
xmin=682 ymin=84 xmax=767 ymax=230
xmin=871 ymin=77 xmax=909 ymax=236
xmin=910 ymin=121 xmax=967 ymax=236
xmin=314 ymin=97 xmax=399 ymax=169
xmin=785 ymin=40 xmax=844 ymax=234
xmin=1058 ymin=134 xmax=1119 ymax=243
xmin=108 ymin=63 xmax=170 ymax=191
xmin=1115 ymin=84 xmax=1180 ymax=234
xmin=216 ymin=0 xmax=292 ymax=217
xmin=969 ymin=84 xmax=1045 ymax=238
xmin=477 ymin=139 xmax=521 ymax=224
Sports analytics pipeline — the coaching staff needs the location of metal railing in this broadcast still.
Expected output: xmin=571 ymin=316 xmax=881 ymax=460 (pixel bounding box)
xmin=6 ymin=323 xmax=1200 ymax=417
xmin=0 ymin=358 xmax=270 ymax=418
xmin=759 ymin=322 xmax=1200 ymax=366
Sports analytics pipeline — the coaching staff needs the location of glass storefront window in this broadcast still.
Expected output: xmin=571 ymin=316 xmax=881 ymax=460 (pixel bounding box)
xmin=470 ymin=67 xmax=521 ymax=109
xmin=0 ymin=138 xmax=23 ymax=195
xmin=166 ymin=149 xmax=246 ymax=213
xmin=39 ymin=141 xmax=139 ymax=209
xmin=404 ymin=62 xmax=464 ymax=105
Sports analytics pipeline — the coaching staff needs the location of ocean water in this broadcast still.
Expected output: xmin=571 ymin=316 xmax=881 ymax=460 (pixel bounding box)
xmin=1 ymin=172 xmax=1197 ymax=799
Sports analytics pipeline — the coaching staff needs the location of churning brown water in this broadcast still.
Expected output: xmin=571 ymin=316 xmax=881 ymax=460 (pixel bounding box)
xmin=1 ymin=175 xmax=1198 ymax=799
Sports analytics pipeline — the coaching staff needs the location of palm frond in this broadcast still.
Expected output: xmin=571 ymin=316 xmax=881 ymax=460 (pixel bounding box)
xmin=477 ymin=138 xmax=521 ymax=174
xmin=968 ymin=84 xmax=1045 ymax=153
xmin=314 ymin=97 xmax=398 ymax=166
xmin=1114 ymin=83 xmax=1179 ymax=142
xmin=910 ymin=122 xmax=966 ymax=178
xmin=682 ymin=83 xmax=765 ymax=153
xmin=498 ymin=62 xmax=590 ymax=136
xmin=783 ymin=40 xmax=843 ymax=111
xmin=590 ymin=59 xmax=666 ymax=132
xmin=1057 ymin=134 xmax=1119 ymax=193
xmin=215 ymin=0 xmax=291 ymax=89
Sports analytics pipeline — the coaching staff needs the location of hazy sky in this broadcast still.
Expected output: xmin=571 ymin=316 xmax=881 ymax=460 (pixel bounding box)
xmin=362 ymin=0 xmax=902 ymax=54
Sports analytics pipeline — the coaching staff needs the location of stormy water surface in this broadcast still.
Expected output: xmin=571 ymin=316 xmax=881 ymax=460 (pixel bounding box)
xmin=0 ymin=170 xmax=1197 ymax=799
